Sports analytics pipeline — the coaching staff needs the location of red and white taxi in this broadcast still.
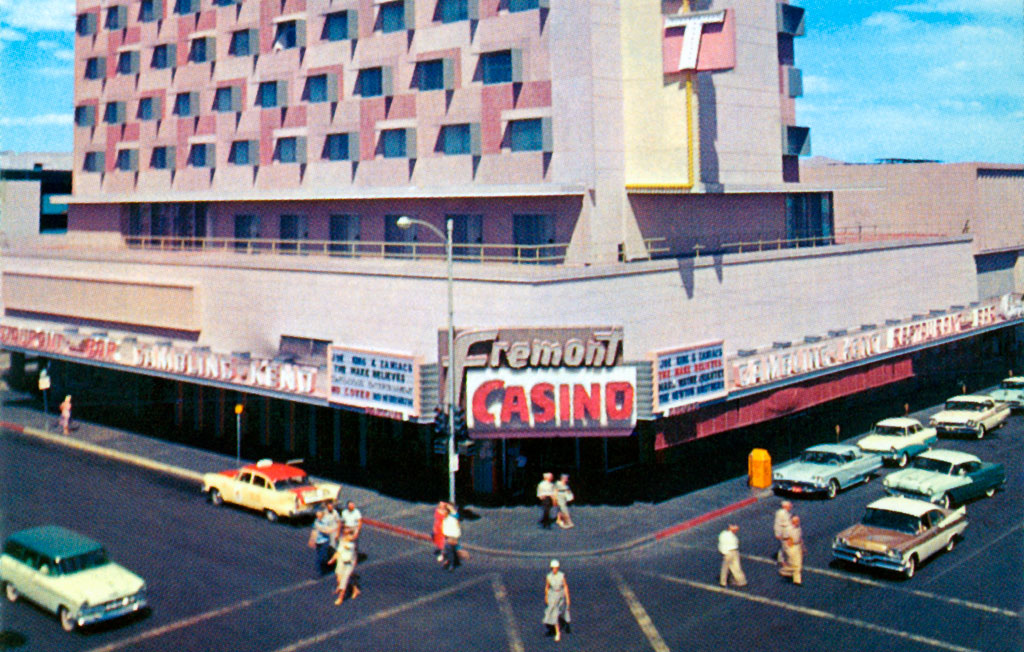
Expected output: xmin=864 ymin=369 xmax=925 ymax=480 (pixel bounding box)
xmin=202 ymin=459 xmax=342 ymax=522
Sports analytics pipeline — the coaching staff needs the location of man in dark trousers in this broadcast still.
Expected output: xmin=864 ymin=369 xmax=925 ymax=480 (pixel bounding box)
xmin=537 ymin=472 xmax=555 ymax=529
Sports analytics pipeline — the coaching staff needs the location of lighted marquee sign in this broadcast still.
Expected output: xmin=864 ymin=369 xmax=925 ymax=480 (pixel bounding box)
xmin=447 ymin=327 xmax=637 ymax=437
xmin=654 ymin=340 xmax=727 ymax=415
xmin=0 ymin=325 xmax=321 ymax=396
xmin=662 ymin=8 xmax=736 ymax=74
xmin=328 ymin=347 xmax=420 ymax=420
xmin=730 ymin=295 xmax=1024 ymax=391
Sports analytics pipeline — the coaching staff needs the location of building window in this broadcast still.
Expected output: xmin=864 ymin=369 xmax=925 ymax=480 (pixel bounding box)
xmin=358 ymin=68 xmax=383 ymax=97
xmin=380 ymin=129 xmax=407 ymax=158
xmin=508 ymin=119 xmax=543 ymax=152
xmin=234 ymin=215 xmax=260 ymax=250
xmin=378 ymin=2 xmax=406 ymax=33
xmin=437 ymin=0 xmax=468 ymax=23
xmin=174 ymin=92 xmax=193 ymax=116
xmin=116 ymin=51 xmax=137 ymax=75
xmin=786 ymin=193 xmax=833 ymax=245
xmin=214 ymin=87 xmax=236 ymax=112
xmin=384 ymin=214 xmax=416 ymax=255
xmin=450 ymin=214 xmax=483 ymax=260
xmin=274 ymin=137 xmax=306 ymax=163
xmin=304 ymin=74 xmax=328 ymax=103
xmin=513 ymin=214 xmax=555 ymax=261
xmin=103 ymin=102 xmax=125 ymax=125
xmin=417 ymin=60 xmax=444 ymax=91
xmin=440 ymin=124 xmax=471 ymax=155
xmin=481 ymin=50 xmax=512 ymax=85
xmin=274 ymin=20 xmax=299 ymax=49
xmin=85 ymin=56 xmax=105 ymax=80
xmin=105 ymin=5 xmax=124 ymax=30
xmin=174 ymin=0 xmax=196 ymax=15
xmin=115 ymin=149 xmax=137 ymax=172
xmin=509 ymin=0 xmax=540 ymax=12
xmin=139 ymin=0 xmax=158 ymax=23
xmin=229 ymin=29 xmax=253 ymax=56
xmin=279 ymin=215 xmax=308 ymax=249
xmin=189 ymin=37 xmax=211 ymax=63
xmin=83 ymin=152 xmax=104 ymax=172
xmin=258 ymin=81 xmax=281 ymax=108
xmin=74 ymin=105 xmax=95 ymax=127
xmin=152 ymin=44 xmax=174 ymax=70
xmin=76 ymin=12 xmax=97 ymax=36
xmin=151 ymin=146 xmax=170 ymax=169
xmin=228 ymin=140 xmax=253 ymax=165
xmin=323 ymin=11 xmax=351 ymax=41
xmin=323 ymin=133 xmax=350 ymax=161
xmin=188 ymin=143 xmax=213 ymax=167
xmin=137 ymin=97 xmax=155 ymax=120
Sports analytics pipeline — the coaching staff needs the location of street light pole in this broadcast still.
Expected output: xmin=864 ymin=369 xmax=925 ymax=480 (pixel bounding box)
xmin=397 ymin=215 xmax=457 ymax=505
xmin=234 ymin=403 xmax=244 ymax=466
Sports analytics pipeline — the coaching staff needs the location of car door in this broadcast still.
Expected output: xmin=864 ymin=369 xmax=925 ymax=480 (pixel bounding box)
xmin=16 ymin=550 xmax=49 ymax=608
xmin=837 ymin=452 xmax=859 ymax=485
xmin=233 ymin=471 xmax=255 ymax=507
xmin=2 ymin=546 xmax=38 ymax=605
xmin=250 ymin=473 xmax=275 ymax=512
xmin=920 ymin=510 xmax=948 ymax=559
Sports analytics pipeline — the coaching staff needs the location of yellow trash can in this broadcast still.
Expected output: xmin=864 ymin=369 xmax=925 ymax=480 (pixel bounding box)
xmin=748 ymin=448 xmax=772 ymax=488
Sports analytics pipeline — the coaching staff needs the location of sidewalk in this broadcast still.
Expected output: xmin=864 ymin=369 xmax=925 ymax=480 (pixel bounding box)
xmin=0 ymin=389 xmax=771 ymax=559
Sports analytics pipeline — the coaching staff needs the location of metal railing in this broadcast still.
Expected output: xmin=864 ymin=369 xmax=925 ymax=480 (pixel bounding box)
xmin=122 ymin=235 xmax=570 ymax=264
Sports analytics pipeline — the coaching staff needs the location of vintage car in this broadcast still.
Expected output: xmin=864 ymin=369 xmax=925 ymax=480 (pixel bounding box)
xmin=1 ymin=526 xmax=147 ymax=632
xmin=856 ymin=417 xmax=938 ymax=467
xmin=883 ymin=449 xmax=1005 ymax=508
xmin=989 ymin=376 xmax=1024 ymax=410
xmin=929 ymin=394 xmax=1010 ymax=439
xmin=202 ymin=459 xmax=342 ymax=522
xmin=772 ymin=443 xmax=883 ymax=499
xmin=832 ymin=496 xmax=967 ymax=579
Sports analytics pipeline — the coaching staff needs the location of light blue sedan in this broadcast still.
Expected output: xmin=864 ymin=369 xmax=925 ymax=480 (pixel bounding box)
xmin=773 ymin=444 xmax=884 ymax=499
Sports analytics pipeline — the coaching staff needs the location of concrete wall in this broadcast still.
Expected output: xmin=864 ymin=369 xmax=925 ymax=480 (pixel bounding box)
xmin=1 ymin=236 xmax=978 ymax=364
xmin=0 ymin=181 xmax=41 ymax=239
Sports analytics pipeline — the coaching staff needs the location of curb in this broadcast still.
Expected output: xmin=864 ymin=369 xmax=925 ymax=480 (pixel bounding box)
xmin=2 ymin=418 xmax=772 ymax=558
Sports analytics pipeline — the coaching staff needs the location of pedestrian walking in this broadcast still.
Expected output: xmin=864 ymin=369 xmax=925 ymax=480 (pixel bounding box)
xmin=773 ymin=500 xmax=793 ymax=564
xmin=59 ymin=395 xmax=73 ymax=435
xmin=543 ymin=560 xmax=571 ymax=642
xmin=555 ymin=474 xmax=575 ymax=529
xmin=341 ymin=500 xmax=362 ymax=540
xmin=310 ymin=507 xmax=336 ymax=576
xmin=322 ymin=500 xmax=342 ymax=548
xmin=432 ymin=501 xmax=451 ymax=563
xmin=441 ymin=504 xmax=463 ymax=571
xmin=718 ymin=524 xmax=747 ymax=587
xmin=329 ymin=530 xmax=360 ymax=604
xmin=537 ymin=472 xmax=556 ymax=529
xmin=779 ymin=515 xmax=804 ymax=585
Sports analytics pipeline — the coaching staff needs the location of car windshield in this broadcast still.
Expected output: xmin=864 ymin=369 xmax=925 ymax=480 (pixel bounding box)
xmin=945 ymin=401 xmax=984 ymax=412
xmin=274 ymin=475 xmax=310 ymax=489
xmin=1000 ymin=380 xmax=1024 ymax=390
xmin=861 ymin=508 xmax=921 ymax=534
xmin=800 ymin=451 xmax=841 ymax=465
xmin=872 ymin=425 xmax=906 ymax=436
xmin=910 ymin=457 xmax=953 ymax=474
xmin=56 ymin=549 xmax=110 ymax=575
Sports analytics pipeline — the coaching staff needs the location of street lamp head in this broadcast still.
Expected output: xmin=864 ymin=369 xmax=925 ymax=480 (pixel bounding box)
xmin=396 ymin=215 xmax=413 ymax=230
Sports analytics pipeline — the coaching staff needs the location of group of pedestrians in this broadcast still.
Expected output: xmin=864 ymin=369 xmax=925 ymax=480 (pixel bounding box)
xmin=536 ymin=472 xmax=575 ymax=529
xmin=718 ymin=499 xmax=804 ymax=588
xmin=310 ymin=499 xmax=363 ymax=605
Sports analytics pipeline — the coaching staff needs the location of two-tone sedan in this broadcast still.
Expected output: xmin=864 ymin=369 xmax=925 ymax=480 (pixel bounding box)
xmin=832 ymin=496 xmax=967 ymax=579
xmin=929 ymin=394 xmax=1010 ymax=439
xmin=883 ymin=449 xmax=1005 ymax=508
xmin=202 ymin=459 xmax=342 ymax=522
xmin=989 ymin=376 xmax=1024 ymax=410
xmin=772 ymin=444 xmax=883 ymax=499
xmin=857 ymin=417 xmax=938 ymax=467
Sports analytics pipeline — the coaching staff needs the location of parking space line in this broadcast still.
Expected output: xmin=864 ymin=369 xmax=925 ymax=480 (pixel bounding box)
xmin=611 ymin=568 xmax=671 ymax=652
xmin=491 ymin=575 xmax=526 ymax=652
xmin=84 ymin=547 xmax=424 ymax=652
xmin=669 ymin=541 xmax=1018 ymax=618
xmin=645 ymin=571 xmax=983 ymax=652
xmin=270 ymin=574 xmax=493 ymax=652
xmin=920 ymin=519 xmax=1024 ymax=587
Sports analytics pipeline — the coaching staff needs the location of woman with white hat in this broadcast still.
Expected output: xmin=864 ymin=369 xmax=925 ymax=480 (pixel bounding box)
xmin=543 ymin=559 xmax=571 ymax=642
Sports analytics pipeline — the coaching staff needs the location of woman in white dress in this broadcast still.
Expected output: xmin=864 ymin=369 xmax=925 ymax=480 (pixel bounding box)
xmin=555 ymin=474 xmax=575 ymax=529
xmin=543 ymin=560 xmax=571 ymax=642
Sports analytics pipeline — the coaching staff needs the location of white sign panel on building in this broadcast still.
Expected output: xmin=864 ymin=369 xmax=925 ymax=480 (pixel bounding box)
xmin=654 ymin=340 xmax=727 ymax=415
xmin=328 ymin=346 xmax=420 ymax=420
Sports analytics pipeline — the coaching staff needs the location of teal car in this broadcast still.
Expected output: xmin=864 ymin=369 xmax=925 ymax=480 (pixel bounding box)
xmin=1 ymin=526 xmax=147 ymax=632
xmin=883 ymin=449 xmax=1006 ymax=509
xmin=773 ymin=443 xmax=883 ymax=499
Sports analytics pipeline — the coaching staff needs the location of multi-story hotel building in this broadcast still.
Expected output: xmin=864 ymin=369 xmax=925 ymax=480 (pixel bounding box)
xmin=2 ymin=0 xmax=1020 ymax=499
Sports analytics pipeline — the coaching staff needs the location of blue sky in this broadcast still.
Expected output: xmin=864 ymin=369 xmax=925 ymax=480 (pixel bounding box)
xmin=0 ymin=0 xmax=1021 ymax=163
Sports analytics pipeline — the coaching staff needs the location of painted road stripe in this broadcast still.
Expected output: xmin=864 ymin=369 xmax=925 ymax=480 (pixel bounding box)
xmin=491 ymin=575 xmax=526 ymax=652
xmin=84 ymin=548 xmax=424 ymax=652
xmin=271 ymin=574 xmax=493 ymax=652
xmin=670 ymin=542 xmax=1018 ymax=618
xmin=611 ymin=568 xmax=671 ymax=652
xmin=646 ymin=571 xmax=983 ymax=652
xmin=920 ymin=519 xmax=1024 ymax=587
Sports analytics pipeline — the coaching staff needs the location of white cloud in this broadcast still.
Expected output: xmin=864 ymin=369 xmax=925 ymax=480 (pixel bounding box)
xmin=894 ymin=0 xmax=1021 ymax=16
xmin=801 ymin=75 xmax=837 ymax=95
xmin=0 ymin=0 xmax=74 ymax=32
xmin=0 ymin=26 xmax=25 ymax=40
xmin=36 ymin=39 xmax=61 ymax=50
xmin=862 ymin=12 xmax=913 ymax=30
xmin=0 ymin=113 xmax=73 ymax=127
xmin=52 ymin=48 xmax=74 ymax=61
xmin=36 ymin=67 xmax=73 ymax=78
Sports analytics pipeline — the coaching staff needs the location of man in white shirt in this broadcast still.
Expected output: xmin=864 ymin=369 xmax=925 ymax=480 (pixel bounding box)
xmin=537 ymin=472 xmax=556 ymax=529
xmin=718 ymin=524 xmax=747 ymax=587
xmin=341 ymin=501 xmax=362 ymax=540
xmin=773 ymin=501 xmax=793 ymax=564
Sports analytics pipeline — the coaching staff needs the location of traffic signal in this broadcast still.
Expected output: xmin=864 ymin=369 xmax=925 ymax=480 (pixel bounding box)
xmin=432 ymin=406 xmax=447 ymax=437
xmin=452 ymin=406 xmax=468 ymax=441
